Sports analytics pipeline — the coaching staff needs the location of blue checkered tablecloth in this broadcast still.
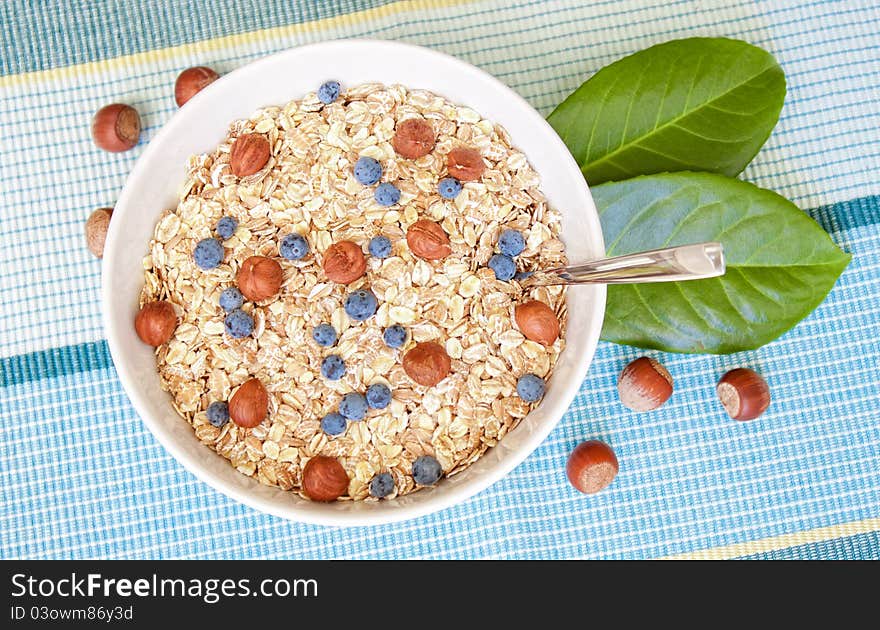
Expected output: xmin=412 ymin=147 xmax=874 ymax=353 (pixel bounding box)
xmin=1 ymin=0 xmax=879 ymax=559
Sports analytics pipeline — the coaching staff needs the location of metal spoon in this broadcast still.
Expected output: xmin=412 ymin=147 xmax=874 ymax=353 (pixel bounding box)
xmin=519 ymin=242 xmax=725 ymax=287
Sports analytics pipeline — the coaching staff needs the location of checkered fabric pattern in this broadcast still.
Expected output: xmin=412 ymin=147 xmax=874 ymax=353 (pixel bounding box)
xmin=1 ymin=0 xmax=878 ymax=559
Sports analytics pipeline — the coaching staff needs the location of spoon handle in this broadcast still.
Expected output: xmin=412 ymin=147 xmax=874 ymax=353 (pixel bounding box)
xmin=520 ymin=242 xmax=725 ymax=287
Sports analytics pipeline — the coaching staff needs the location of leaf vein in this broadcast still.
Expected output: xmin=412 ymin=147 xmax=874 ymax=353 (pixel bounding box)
xmin=583 ymin=65 xmax=779 ymax=175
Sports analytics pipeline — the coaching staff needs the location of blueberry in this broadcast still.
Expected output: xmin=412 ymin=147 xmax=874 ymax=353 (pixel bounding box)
xmin=365 ymin=383 xmax=391 ymax=409
xmin=320 ymin=412 xmax=347 ymax=436
xmin=219 ymin=287 xmax=244 ymax=312
xmin=488 ymin=253 xmax=516 ymax=281
xmin=193 ymin=238 xmax=224 ymax=269
xmin=514 ymin=270 xmax=534 ymax=282
xmin=374 ymin=182 xmax=401 ymax=206
xmin=344 ymin=289 xmax=378 ymax=321
xmin=339 ymin=392 xmax=368 ymax=421
xmin=206 ymin=401 xmax=229 ymax=427
xmin=312 ymin=323 xmax=337 ymax=347
xmin=369 ymin=472 xmax=395 ymax=498
xmin=368 ymin=235 xmax=392 ymax=258
xmin=412 ymin=455 xmax=443 ymax=486
xmin=383 ymin=325 xmax=407 ymax=348
xmin=215 ymin=216 xmax=238 ymax=240
xmin=280 ymin=233 xmax=309 ymax=260
xmin=321 ymin=354 xmax=346 ymax=380
xmin=498 ymin=229 xmax=525 ymax=257
xmin=224 ymin=309 xmax=254 ymax=338
xmin=317 ymin=80 xmax=340 ymax=104
xmin=438 ymin=177 xmax=462 ymax=199
xmin=354 ymin=156 xmax=382 ymax=185
xmin=516 ymin=373 xmax=546 ymax=402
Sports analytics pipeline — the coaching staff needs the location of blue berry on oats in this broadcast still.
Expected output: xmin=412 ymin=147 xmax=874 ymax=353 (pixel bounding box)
xmin=516 ymin=373 xmax=546 ymax=402
xmin=498 ymin=229 xmax=525 ymax=257
xmin=206 ymin=401 xmax=229 ymax=427
xmin=488 ymin=253 xmax=516 ymax=281
xmin=215 ymin=216 xmax=238 ymax=240
xmin=368 ymin=235 xmax=392 ymax=259
xmin=280 ymin=233 xmax=309 ymax=260
xmin=383 ymin=325 xmax=407 ymax=348
xmin=321 ymin=355 xmax=346 ymax=380
xmin=312 ymin=323 xmax=337 ymax=347
xmin=219 ymin=287 xmax=244 ymax=312
xmin=437 ymin=177 xmax=462 ymax=199
xmin=317 ymin=80 xmax=341 ymax=104
xmin=365 ymin=383 xmax=391 ymax=409
xmin=339 ymin=392 xmax=368 ymax=421
xmin=344 ymin=289 xmax=378 ymax=321
xmin=354 ymin=156 xmax=382 ymax=185
xmin=224 ymin=308 xmax=254 ymax=338
xmin=374 ymin=182 xmax=401 ymax=206
xmin=193 ymin=237 xmax=224 ymax=269
xmin=412 ymin=455 xmax=443 ymax=486
xmin=369 ymin=472 xmax=395 ymax=498
xmin=320 ymin=412 xmax=347 ymax=436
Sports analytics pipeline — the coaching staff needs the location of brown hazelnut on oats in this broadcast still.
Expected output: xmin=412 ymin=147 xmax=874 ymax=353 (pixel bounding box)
xmin=566 ymin=440 xmax=618 ymax=495
xmin=617 ymin=357 xmax=673 ymax=412
xmin=91 ymin=103 xmax=140 ymax=152
xmin=134 ymin=300 xmax=177 ymax=346
xmin=302 ymin=456 xmax=349 ymax=502
xmin=237 ymin=255 xmax=283 ymax=302
xmin=85 ymin=207 xmax=113 ymax=258
xmin=392 ymin=118 xmax=436 ymax=159
xmin=229 ymin=378 xmax=269 ymax=428
xmin=446 ymin=147 xmax=485 ymax=181
xmin=322 ymin=240 xmax=366 ymax=284
xmin=717 ymin=368 xmax=770 ymax=421
xmin=406 ymin=219 xmax=452 ymax=261
xmin=403 ymin=342 xmax=452 ymax=387
xmin=174 ymin=66 xmax=220 ymax=107
xmin=230 ymin=133 xmax=270 ymax=177
xmin=514 ymin=300 xmax=560 ymax=346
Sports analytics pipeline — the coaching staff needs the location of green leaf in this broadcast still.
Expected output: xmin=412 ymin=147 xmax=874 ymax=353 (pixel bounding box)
xmin=595 ymin=173 xmax=851 ymax=354
xmin=548 ymin=38 xmax=786 ymax=185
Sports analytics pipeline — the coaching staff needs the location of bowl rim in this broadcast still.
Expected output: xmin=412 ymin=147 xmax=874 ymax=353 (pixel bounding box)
xmin=103 ymin=38 xmax=606 ymax=526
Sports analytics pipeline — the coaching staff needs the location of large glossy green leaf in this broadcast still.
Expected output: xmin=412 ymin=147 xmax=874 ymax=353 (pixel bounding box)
xmin=548 ymin=38 xmax=786 ymax=185
xmin=595 ymin=173 xmax=851 ymax=354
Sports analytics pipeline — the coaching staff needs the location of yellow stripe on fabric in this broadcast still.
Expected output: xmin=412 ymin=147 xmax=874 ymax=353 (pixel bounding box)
xmin=0 ymin=0 xmax=478 ymax=89
xmin=664 ymin=518 xmax=880 ymax=560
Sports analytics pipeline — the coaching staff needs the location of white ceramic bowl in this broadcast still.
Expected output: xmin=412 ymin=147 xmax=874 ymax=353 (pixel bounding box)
xmin=103 ymin=40 xmax=605 ymax=526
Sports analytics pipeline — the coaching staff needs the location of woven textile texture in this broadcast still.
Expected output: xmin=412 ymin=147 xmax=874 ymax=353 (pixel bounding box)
xmin=1 ymin=0 xmax=878 ymax=559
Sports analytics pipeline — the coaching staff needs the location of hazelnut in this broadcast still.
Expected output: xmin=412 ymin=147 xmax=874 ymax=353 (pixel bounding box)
xmin=514 ymin=300 xmax=560 ymax=346
xmin=174 ymin=66 xmax=219 ymax=107
xmin=230 ymin=133 xmax=270 ymax=177
xmin=406 ymin=219 xmax=452 ymax=261
xmin=85 ymin=207 xmax=113 ymax=258
xmin=617 ymin=357 xmax=673 ymax=412
xmin=392 ymin=118 xmax=436 ymax=159
xmin=237 ymin=256 xmax=283 ymax=302
xmin=134 ymin=301 xmax=177 ymax=346
xmin=566 ymin=440 xmax=619 ymax=494
xmin=403 ymin=342 xmax=451 ymax=387
xmin=302 ymin=455 xmax=349 ymax=502
xmin=322 ymin=240 xmax=366 ymax=284
xmin=717 ymin=368 xmax=770 ymax=421
xmin=91 ymin=103 xmax=140 ymax=152
xmin=229 ymin=378 xmax=269 ymax=428
xmin=446 ymin=147 xmax=485 ymax=181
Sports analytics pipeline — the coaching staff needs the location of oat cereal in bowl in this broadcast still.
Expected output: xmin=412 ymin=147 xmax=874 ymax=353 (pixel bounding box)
xmin=137 ymin=81 xmax=569 ymax=503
